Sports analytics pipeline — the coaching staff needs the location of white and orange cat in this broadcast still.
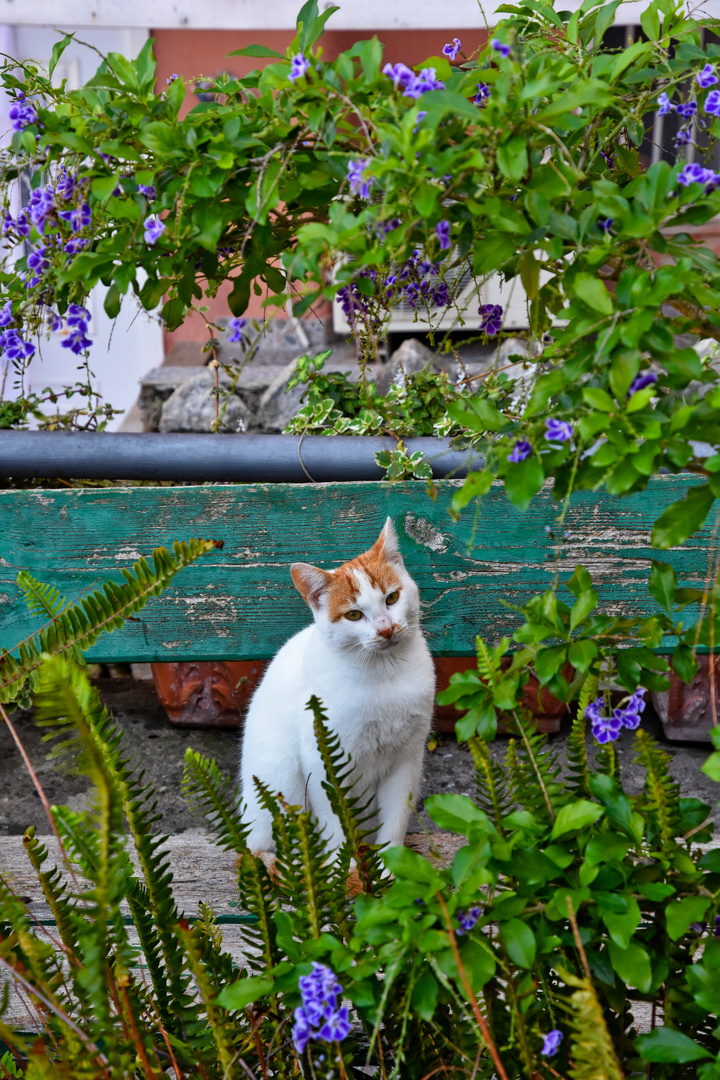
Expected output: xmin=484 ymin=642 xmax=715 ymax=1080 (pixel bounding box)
xmin=239 ymin=518 xmax=435 ymax=860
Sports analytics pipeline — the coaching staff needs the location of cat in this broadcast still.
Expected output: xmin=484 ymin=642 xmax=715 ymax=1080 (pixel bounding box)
xmin=238 ymin=517 xmax=435 ymax=863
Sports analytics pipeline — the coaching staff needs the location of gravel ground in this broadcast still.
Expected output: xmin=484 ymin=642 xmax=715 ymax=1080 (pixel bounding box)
xmin=1 ymin=675 xmax=718 ymax=837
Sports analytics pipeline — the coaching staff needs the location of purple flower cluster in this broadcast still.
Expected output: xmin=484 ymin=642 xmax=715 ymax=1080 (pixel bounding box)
xmin=584 ymin=689 xmax=646 ymax=744
xmin=0 ymin=328 xmax=35 ymax=361
xmin=144 ymin=215 xmax=165 ymax=246
xmin=227 ymin=316 xmax=247 ymax=343
xmin=60 ymin=304 xmax=93 ymax=355
xmin=456 ymin=905 xmax=481 ymax=935
xmin=509 ymin=439 xmax=532 ymax=463
xmin=491 ymin=38 xmax=510 ymax=58
xmin=707 ymin=90 xmax=720 ymax=116
xmin=473 ymin=83 xmax=491 ymax=106
xmin=289 ymin=53 xmax=310 ymax=82
xmin=443 ymin=38 xmax=461 ymax=61
xmin=545 ymin=417 xmax=573 ymax=443
xmin=479 ymin=303 xmax=503 ymax=336
xmin=382 ymin=62 xmax=445 ymax=98
xmin=0 ymin=301 xmax=13 ymax=328
xmin=542 ymin=1030 xmax=563 ymax=1057
xmin=58 ymin=202 xmax=91 ymax=232
xmin=347 ymin=158 xmax=373 ymax=199
xmin=677 ymin=162 xmax=720 ymax=192
xmin=9 ymin=94 xmax=38 ymax=132
xmin=697 ymin=63 xmax=718 ymax=88
xmin=598 ymin=217 xmax=613 ymax=233
xmin=337 ymin=248 xmax=452 ymax=328
xmin=627 ymin=370 xmax=658 ymax=397
xmin=137 ymin=183 xmax=157 ymax=200
xmin=293 ymin=963 xmax=350 ymax=1055
xmin=677 ymin=101 xmax=698 ymax=118
xmin=26 ymin=243 xmax=49 ymax=287
xmin=436 ymin=219 xmax=451 ymax=250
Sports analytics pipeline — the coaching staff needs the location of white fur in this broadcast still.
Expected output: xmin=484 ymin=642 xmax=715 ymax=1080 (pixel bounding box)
xmin=238 ymin=519 xmax=435 ymax=855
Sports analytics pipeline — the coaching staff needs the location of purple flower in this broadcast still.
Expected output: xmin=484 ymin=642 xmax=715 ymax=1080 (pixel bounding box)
xmin=0 ymin=328 xmax=35 ymax=361
xmin=66 ymin=304 xmax=91 ymax=332
xmin=705 ymin=89 xmax=720 ymax=116
xmin=166 ymin=73 xmax=179 ymax=84
xmin=0 ymin=301 xmax=13 ymax=329
xmin=544 ymin=417 xmax=573 ymax=443
xmin=627 ymin=371 xmax=658 ymax=397
xmin=677 ymin=162 xmax=717 ymax=189
xmin=11 ymin=210 xmax=30 ymax=239
xmin=27 ymin=243 xmax=49 ymax=284
xmin=137 ymin=184 xmax=157 ymax=200
xmin=491 ymin=38 xmax=510 ymax=58
xmin=293 ymin=1007 xmax=312 ymax=1054
xmin=403 ymin=68 xmax=445 ymax=99
xmin=509 ymin=439 xmax=532 ymax=463
xmin=473 ymin=83 xmax=491 ymax=105
xmin=144 ymin=215 xmax=165 ymax=246
xmin=598 ymin=217 xmax=613 ymax=233
xmin=317 ymin=1005 xmax=351 ymax=1042
xmin=542 ymin=1030 xmax=563 ymax=1057
xmin=289 ymin=53 xmax=310 ymax=82
xmin=676 ymin=101 xmax=698 ymax=118
xmin=64 ymin=237 xmax=89 ymax=255
xmin=383 ymin=62 xmax=416 ymax=90
xmin=657 ymin=92 xmax=673 ymax=116
xmin=347 ymin=158 xmax=373 ymax=199
xmin=479 ymin=303 xmax=503 ymax=336
xmin=697 ymin=63 xmax=718 ymax=88
xmin=457 ymin=905 xmax=481 ymax=935
xmin=600 ymin=149 xmax=615 ymax=168
xmin=674 ymin=128 xmax=692 ymax=147
xmin=436 ymin=220 xmax=451 ymax=250
xmin=28 ymin=187 xmax=54 ymax=233
xmin=8 ymin=94 xmax=38 ymax=132
xmin=58 ymin=202 xmax=91 ymax=232
xmin=714 ymin=915 xmax=720 ymax=939
xmin=51 ymin=313 xmax=63 ymax=332
xmin=61 ymin=328 xmax=93 ymax=355
xmin=228 ymin=316 xmax=247 ymax=343
xmin=293 ymin=963 xmax=350 ymax=1054
xmin=443 ymin=38 xmax=461 ymax=61
xmin=413 ymin=109 xmax=427 ymax=133
xmin=55 ymin=171 xmax=75 ymax=201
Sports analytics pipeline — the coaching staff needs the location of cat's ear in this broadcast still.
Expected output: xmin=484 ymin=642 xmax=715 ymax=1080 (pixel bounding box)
xmin=290 ymin=563 xmax=331 ymax=608
xmin=377 ymin=517 xmax=404 ymax=567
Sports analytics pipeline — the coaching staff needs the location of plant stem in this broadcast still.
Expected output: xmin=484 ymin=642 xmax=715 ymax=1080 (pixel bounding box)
xmin=436 ymin=894 xmax=510 ymax=1080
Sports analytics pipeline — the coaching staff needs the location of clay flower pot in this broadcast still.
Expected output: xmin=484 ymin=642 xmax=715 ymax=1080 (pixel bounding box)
xmin=151 ymin=660 xmax=266 ymax=727
xmin=433 ymin=657 xmax=569 ymax=735
xmin=650 ymin=654 xmax=718 ymax=742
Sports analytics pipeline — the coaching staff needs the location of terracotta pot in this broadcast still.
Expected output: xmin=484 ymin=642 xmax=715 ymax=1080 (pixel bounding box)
xmin=433 ymin=656 xmax=569 ymax=736
xmin=151 ymin=660 xmax=266 ymax=727
xmin=650 ymin=654 xmax=718 ymax=743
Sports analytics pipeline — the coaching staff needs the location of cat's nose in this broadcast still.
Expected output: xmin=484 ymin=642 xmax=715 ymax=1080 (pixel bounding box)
xmin=377 ymin=625 xmax=394 ymax=640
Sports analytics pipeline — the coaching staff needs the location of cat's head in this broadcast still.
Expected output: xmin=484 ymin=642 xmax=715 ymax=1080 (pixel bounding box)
xmin=290 ymin=518 xmax=420 ymax=656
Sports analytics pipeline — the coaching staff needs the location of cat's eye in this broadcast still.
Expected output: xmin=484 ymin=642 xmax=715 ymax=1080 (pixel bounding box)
xmin=386 ymin=590 xmax=400 ymax=606
xmin=344 ymin=609 xmax=362 ymax=621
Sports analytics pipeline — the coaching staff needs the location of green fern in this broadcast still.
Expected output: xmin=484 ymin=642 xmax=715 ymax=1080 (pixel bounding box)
xmin=308 ymin=695 xmax=385 ymax=893
xmin=634 ymin=729 xmax=681 ymax=850
xmin=505 ymin=711 xmax=563 ymax=821
xmin=468 ymin=734 xmax=509 ymax=833
xmin=557 ymin=967 xmax=624 ymax=1080
xmin=17 ymin=571 xmax=67 ymax=621
xmin=0 ymin=538 xmax=220 ymax=704
xmin=182 ymin=749 xmax=250 ymax=854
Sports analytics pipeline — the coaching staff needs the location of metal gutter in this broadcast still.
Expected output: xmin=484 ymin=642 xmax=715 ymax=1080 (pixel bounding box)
xmin=0 ymin=431 xmax=479 ymax=483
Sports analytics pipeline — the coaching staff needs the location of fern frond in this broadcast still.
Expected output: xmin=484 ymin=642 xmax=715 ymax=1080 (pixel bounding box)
xmin=634 ymin=729 xmax=681 ymax=850
xmin=17 ymin=570 xmax=67 ymax=621
xmin=175 ymin=921 xmax=240 ymax=1078
xmin=236 ymin=849 xmax=282 ymax=972
xmin=566 ymin=710 xmax=591 ymax=798
xmin=468 ymin=735 xmax=508 ymax=833
xmin=22 ymin=827 xmax=79 ymax=956
xmin=308 ymin=695 xmax=385 ymax=894
xmin=182 ymin=749 xmax=249 ymax=853
xmin=557 ymin=967 xmax=624 ymax=1080
xmin=595 ymin=743 xmax=621 ymax=784
xmin=505 ymin=712 xmax=563 ymax=821
xmin=476 ymin=638 xmax=496 ymax=682
xmin=0 ymin=538 xmax=220 ymax=704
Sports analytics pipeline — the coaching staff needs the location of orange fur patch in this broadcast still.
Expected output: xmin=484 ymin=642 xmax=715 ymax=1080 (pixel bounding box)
xmin=325 ymin=535 xmax=401 ymax=622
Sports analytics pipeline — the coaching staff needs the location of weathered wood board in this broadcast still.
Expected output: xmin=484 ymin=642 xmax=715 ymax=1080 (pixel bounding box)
xmin=0 ymin=475 xmax=712 ymax=662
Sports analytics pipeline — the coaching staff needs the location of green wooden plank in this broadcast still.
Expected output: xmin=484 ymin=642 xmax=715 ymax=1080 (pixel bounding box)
xmin=0 ymin=475 xmax=712 ymax=662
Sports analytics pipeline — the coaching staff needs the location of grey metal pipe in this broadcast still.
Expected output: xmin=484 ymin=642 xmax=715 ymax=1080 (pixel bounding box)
xmin=0 ymin=431 xmax=480 ymax=483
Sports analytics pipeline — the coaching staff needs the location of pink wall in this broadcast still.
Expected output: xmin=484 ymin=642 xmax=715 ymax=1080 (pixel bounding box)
xmin=151 ymin=27 xmax=488 ymax=351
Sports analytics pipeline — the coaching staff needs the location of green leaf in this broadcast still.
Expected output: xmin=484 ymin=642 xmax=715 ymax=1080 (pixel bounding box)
xmin=665 ymin=896 xmax=711 ymax=941
xmin=424 ymin=793 xmax=491 ymax=835
xmin=573 ymin=273 xmax=613 ymax=315
xmin=473 ymin=233 xmax=518 ymax=275
xmin=500 ymin=918 xmax=536 ymax=968
xmin=103 ymin=283 xmax=121 ymax=320
xmin=651 ymin=484 xmax=715 ymax=549
xmin=228 ymin=45 xmax=286 ymax=59
xmin=702 ymin=751 xmax=720 ymax=782
xmin=215 ymin=975 xmax=274 ymax=1010
xmin=49 ymin=33 xmax=74 ymax=78
xmin=447 ymin=397 xmax=506 ymax=433
xmin=410 ymin=971 xmax=439 ymax=1021
xmin=459 ymin=938 xmax=496 ymax=991
xmin=568 ymin=638 xmax=598 ymax=672
xmin=582 ymin=386 xmax=615 ymax=411
xmin=608 ymin=940 xmax=652 ymax=992
xmin=550 ymin=799 xmax=604 ymax=839
xmin=648 ymin=559 xmax=677 ymax=614
xmin=533 ymin=645 xmax=567 ymax=684
xmin=672 ymin=643 xmax=698 ymax=685
xmin=570 ymin=589 xmax=599 ymax=630
xmin=382 ymin=846 xmax=443 ymax=889
xmin=636 ymin=1028 xmax=712 ymax=1064
xmin=504 ymin=457 xmax=545 ymax=512
xmin=497 ymin=136 xmax=529 ymax=183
